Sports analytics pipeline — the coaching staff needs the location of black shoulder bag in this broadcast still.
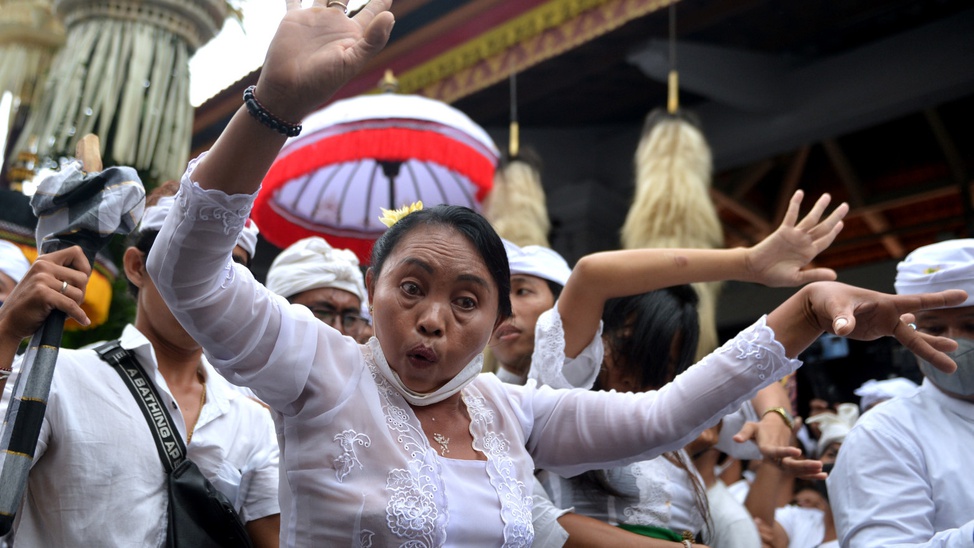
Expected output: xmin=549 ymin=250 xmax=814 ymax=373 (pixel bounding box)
xmin=96 ymin=341 xmax=254 ymax=548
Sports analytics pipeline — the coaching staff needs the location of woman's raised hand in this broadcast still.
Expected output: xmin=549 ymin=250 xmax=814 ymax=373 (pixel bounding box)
xmin=745 ymin=191 xmax=849 ymax=288
xmin=255 ymin=0 xmax=396 ymax=124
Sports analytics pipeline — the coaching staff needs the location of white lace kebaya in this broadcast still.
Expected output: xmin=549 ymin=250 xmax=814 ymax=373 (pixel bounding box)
xmin=146 ymin=156 xmax=802 ymax=547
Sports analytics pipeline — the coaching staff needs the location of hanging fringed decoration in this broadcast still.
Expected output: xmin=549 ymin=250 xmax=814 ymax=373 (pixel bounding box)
xmin=483 ymin=71 xmax=551 ymax=248
xmin=11 ymin=0 xmax=229 ymax=182
xmin=620 ymin=4 xmax=724 ymax=360
xmin=0 ymin=0 xmax=65 ymax=151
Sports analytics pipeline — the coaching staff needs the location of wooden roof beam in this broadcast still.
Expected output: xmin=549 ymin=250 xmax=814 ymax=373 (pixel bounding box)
xmin=774 ymin=145 xmax=810 ymax=225
xmin=822 ymin=138 xmax=905 ymax=259
xmin=711 ymin=187 xmax=772 ymax=242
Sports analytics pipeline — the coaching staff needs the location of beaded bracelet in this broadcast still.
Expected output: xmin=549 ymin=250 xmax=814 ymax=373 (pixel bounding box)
xmin=242 ymin=85 xmax=302 ymax=137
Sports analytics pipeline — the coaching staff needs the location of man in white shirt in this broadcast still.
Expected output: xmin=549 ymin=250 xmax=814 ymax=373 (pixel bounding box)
xmin=0 ymin=197 xmax=281 ymax=547
xmin=828 ymin=238 xmax=974 ymax=547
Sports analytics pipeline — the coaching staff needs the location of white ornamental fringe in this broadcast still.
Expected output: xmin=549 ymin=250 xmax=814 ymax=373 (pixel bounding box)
xmin=0 ymin=44 xmax=56 ymax=107
xmin=14 ymin=17 xmax=192 ymax=181
xmin=621 ymin=113 xmax=724 ymax=359
xmin=484 ymin=155 xmax=551 ymax=248
xmin=0 ymin=44 xmax=54 ymax=142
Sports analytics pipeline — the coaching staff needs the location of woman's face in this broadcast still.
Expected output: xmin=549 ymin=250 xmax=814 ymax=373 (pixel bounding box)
xmin=368 ymin=225 xmax=500 ymax=393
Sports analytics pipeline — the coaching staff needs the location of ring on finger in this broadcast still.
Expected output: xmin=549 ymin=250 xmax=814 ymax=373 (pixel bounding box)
xmin=908 ymin=322 xmax=917 ymax=330
xmin=60 ymin=280 xmax=69 ymax=294
xmin=326 ymin=0 xmax=348 ymax=13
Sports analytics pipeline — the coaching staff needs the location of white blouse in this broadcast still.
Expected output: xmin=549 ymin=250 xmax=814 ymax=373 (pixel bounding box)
xmin=540 ymin=450 xmax=706 ymax=536
xmin=147 ymin=158 xmax=802 ymax=547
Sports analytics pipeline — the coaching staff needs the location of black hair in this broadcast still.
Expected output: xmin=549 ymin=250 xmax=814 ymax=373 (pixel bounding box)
xmin=581 ymin=284 xmax=711 ymax=540
xmin=125 ymin=229 xmax=158 ymax=298
xmin=369 ymin=205 xmax=512 ymax=319
xmin=544 ymin=279 xmax=564 ymax=302
xmin=598 ymin=284 xmax=700 ymax=391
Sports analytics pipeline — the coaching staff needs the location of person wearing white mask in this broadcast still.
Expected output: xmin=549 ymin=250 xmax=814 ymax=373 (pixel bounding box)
xmin=0 ymin=240 xmax=30 ymax=306
xmin=829 ymin=238 xmax=974 ymax=547
xmin=265 ymin=236 xmax=368 ymax=340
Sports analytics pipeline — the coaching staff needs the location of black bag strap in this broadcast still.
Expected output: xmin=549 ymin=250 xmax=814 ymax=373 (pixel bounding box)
xmin=95 ymin=340 xmax=186 ymax=472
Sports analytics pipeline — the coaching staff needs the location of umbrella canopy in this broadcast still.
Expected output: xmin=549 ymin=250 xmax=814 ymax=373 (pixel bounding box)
xmin=252 ymin=92 xmax=499 ymax=264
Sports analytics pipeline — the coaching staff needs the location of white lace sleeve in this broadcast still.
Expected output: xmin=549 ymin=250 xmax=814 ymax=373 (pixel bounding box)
xmin=520 ymin=315 xmax=802 ymax=477
xmin=528 ymin=305 xmax=604 ymax=390
xmin=147 ymin=156 xmax=361 ymax=413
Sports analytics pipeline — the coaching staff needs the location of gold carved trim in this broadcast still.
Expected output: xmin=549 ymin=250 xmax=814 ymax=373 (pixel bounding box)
xmin=397 ymin=0 xmax=676 ymax=103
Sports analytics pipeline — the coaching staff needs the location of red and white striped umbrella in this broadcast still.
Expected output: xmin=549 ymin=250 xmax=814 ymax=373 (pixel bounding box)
xmin=252 ymin=92 xmax=499 ymax=264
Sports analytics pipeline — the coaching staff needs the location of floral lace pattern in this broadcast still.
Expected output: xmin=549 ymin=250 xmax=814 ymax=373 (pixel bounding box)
xmin=468 ymin=396 xmax=533 ymax=547
xmin=177 ymin=160 xmax=258 ymax=289
xmin=363 ymin=344 xmax=445 ymax=547
xmin=725 ymin=315 xmax=795 ymax=382
xmin=334 ymin=429 xmax=372 ymax=482
xmin=622 ymin=460 xmax=671 ymax=526
xmin=364 ymin=342 xmax=532 ymax=547
xmin=528 ymin=306 xmax=603 ymax=390
xmin=385 ymin=459 xmax=440 ymax=545
xmin=178 ymin=156 xmax=255 ymax=237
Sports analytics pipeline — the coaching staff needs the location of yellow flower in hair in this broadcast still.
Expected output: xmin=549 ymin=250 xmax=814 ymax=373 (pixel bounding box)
xmin=379 ymin=201 xmax=424 ymax=228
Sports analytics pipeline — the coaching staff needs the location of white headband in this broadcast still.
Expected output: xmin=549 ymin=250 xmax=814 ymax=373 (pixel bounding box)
xmin=266 ymin=236 xmax=366 ymax=302
xmin=806 ymin=403 xmax=860 ymax=458
xmin=141 ymin=195 xmax=259 ymax=259
xmin=854 ymin=377 xmax=918 ymax=411
xmin=503 ymin=239 xmax=571 ymax=286
xmin=0 ymin=240 xmax=30 ymax=283
xmin=895 ymin=239 xmax=974 ymax=307
xmin=237 ymin=219 xmax=260 ymax=260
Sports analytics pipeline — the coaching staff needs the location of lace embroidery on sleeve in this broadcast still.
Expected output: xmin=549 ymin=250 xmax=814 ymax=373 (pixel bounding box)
xmin=176 ymin=161 xmax=258 ymax=289
xmin=467 ymin=396 xmax=533 ymax=547
xmin=176 ymin=161 xmax=256 ymax=237
xmin=722 ymin=315 xmax=800 ymax=382
xmin=528 ymin=309 xmax=568 ymax=388
xmin=528 ymin=307 xmax=603 ymax=390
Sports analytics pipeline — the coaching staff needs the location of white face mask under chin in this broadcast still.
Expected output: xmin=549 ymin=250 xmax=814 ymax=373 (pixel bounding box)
xmin=369 ymin=338 xmax=483 ymax=406
xmin=918 ymin=337 xmax=974 ymax=397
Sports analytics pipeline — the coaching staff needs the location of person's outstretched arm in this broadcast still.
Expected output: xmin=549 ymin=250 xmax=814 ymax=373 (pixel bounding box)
xmin=525 ymin=281 xmax=964 ymax=477
xmin=146 ymin=1 xmax=395 ymax=409
xmin=559 ymin=191 xmax=847 ymax=358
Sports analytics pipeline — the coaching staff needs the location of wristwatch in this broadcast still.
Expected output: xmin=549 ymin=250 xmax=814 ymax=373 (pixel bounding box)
xmin=762 ymin=406 xmax=795 ymax=430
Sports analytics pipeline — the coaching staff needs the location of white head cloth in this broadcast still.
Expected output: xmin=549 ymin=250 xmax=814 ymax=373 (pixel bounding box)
xmin=503 ymin=239 xmax=571 ymax=286
xmin=895 ymin=239 xmax=974 ymax=307
xmin=141 ymin=196 xmax=259 ymax=259
xmin=854 ymin=377 xmax=919 ymax=411
xmin=237 ymin=219 xmax=260 ymax=260
xmin=266 ymin=236 xmax=366 ymax=302
xmin=805 ymin=402 xmax=860 ymax=458
xmin=0 ymin=240 xmax=30 ymax=283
